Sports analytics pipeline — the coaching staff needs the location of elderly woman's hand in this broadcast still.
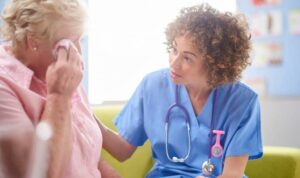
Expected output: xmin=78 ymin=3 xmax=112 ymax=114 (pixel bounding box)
xmin=46 ymin=44 xmax=83 ymax=98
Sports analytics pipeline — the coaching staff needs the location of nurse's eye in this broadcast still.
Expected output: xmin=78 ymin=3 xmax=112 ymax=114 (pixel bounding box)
xmin=184 ymin=56 xmax=193 ymax=64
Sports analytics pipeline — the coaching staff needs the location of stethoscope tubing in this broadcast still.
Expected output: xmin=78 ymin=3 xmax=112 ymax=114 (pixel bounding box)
xmin=165 ymin=122 xmax=191 ymax=162
xmin=165 ymin=84 xmax=219 ymax=162
xmin=208 ymin=87 xmax=218 ymax=159
xmin=165 ymin=85 xmax=191 ymax=162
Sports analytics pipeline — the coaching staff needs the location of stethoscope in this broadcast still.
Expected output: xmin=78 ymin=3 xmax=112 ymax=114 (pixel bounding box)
xmin=164 ymin=85 xmax=225 ymax=176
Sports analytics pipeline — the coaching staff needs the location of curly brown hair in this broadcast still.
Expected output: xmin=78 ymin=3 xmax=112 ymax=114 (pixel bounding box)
xmin=165 ymin=3 xmax=251 ymax=88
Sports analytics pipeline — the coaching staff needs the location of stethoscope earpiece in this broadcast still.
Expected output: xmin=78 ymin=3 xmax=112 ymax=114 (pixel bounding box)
xmin=172 ymin=156 xmax=185 ymax=163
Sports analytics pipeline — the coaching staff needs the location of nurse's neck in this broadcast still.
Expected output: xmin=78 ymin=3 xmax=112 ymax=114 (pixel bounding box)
xmin=185 ymin=83 xmax=212 ymax=116
xmin=185 ymin=83 xmax=212 ymax=101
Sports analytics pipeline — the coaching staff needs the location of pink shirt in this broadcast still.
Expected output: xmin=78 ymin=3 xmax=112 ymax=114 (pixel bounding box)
xmin=0 ymin=44 xmax=102 ymax=178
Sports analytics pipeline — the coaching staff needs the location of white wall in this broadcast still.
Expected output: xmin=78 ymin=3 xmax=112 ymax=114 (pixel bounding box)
xmin=260 ymin=97 xmax=300 ymax=148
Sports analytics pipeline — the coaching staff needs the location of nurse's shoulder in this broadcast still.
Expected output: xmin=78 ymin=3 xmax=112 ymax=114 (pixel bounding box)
xmin=217 ymin=81 xmax=259 ymax=111
xmin=219 ymin=81 xmax=258 ymax=100
xmin=216 ymin=82 xmax=260 ymax=131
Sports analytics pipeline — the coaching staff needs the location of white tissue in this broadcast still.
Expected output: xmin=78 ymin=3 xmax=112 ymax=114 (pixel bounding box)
xmin=52 ymin=39 xmax=73 ymax=60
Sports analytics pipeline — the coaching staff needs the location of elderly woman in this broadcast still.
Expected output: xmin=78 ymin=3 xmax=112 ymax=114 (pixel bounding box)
xmin=100 ymin=4 xmax=263 ymax=178
xmin=0 ymin=0 xmax=119 ymax=178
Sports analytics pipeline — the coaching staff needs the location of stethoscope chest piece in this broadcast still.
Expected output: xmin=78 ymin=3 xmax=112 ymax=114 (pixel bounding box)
xmin=201 ymin=159 xmax=215 ymax=176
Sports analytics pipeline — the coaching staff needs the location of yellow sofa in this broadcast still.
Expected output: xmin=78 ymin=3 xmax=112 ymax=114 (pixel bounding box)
xmin=93 ymin=106 xmax=300 ymax=178
xmin=93 ymin=105 xmax=154 ymax=178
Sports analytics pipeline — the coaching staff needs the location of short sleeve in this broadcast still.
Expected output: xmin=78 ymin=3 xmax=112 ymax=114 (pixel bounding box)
xmin=0 ymin=81 xmax=34 ymax=151
xmin=0 ymin=82 xmax=34 ymax=135
xmin=114 ymin=78 xmax=147 ymax=146
xmin=225 ymin=95 xmax=263 ymax=160
xmin=0 ymin=82 xmax=35 ymax=178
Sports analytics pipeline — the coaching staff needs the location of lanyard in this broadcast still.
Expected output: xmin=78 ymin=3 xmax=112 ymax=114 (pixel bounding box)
xmin=208 ymin=88 xmax=218 ymax=159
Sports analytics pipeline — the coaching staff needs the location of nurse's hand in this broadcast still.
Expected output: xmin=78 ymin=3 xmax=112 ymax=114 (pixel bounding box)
xmin=98 ymin=158 xmax=121 ymax=178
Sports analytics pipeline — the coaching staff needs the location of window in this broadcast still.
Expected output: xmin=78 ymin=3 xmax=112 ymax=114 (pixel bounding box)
xmin=88 ymin=0 xmax=237 ymax=104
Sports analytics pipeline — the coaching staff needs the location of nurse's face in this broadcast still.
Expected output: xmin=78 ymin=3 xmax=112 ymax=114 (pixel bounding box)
xmin=169 ymin=35 xmax=208 ymax=87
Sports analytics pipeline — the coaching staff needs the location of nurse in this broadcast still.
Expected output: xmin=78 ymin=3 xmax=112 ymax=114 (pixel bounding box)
xmin=101 ymin=3 xmax=263 ymax=178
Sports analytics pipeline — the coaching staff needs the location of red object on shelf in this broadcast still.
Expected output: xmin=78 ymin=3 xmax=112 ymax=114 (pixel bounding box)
xmin=252 ymin=0 xmax=265 ymax=6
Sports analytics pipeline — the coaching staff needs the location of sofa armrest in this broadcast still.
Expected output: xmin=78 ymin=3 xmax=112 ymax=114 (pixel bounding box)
xmin=245 ymin=146 xmax=300 ymax=178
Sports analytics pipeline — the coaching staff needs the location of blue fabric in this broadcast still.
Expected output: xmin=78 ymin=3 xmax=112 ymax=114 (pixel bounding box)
xmin=114 ymin=68 xmax=263 ymax=178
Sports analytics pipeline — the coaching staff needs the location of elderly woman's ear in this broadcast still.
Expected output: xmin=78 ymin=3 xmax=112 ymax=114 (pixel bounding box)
xmin=26 ymin=32 xmax=39 ymax=52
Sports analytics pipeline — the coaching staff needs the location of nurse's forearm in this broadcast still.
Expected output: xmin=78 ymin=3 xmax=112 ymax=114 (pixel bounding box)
xmin=41 ymin=94 xmax=73 ymax=178
xmin=98 ymin=119 xmax=136 ymax=161
xmin=217 ymin=174 xmax=243 ymax=178
xmin=218 ymin=155 xmax=248 ymax=178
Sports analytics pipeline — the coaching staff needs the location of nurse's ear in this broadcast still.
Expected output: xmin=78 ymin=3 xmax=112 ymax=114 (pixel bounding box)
xmin=26 ymin=32 xmax=39 ymax=52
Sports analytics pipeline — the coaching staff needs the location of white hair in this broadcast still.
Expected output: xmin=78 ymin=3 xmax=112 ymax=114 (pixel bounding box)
xmin=1 ymin=0 xmax=87 ymax=45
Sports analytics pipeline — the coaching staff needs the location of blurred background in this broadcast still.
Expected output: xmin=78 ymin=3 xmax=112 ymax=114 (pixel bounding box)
xmin=0 ymin=0 xmax=299 ymax=148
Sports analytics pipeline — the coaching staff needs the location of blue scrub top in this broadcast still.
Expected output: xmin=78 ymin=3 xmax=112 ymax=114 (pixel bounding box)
xmin=114 ymin=69 xmax=263 ymax=178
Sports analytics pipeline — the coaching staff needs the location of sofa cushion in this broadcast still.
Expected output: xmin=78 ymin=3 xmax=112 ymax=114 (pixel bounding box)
xmin=245 ymin=146 xmax=300 ymax=178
